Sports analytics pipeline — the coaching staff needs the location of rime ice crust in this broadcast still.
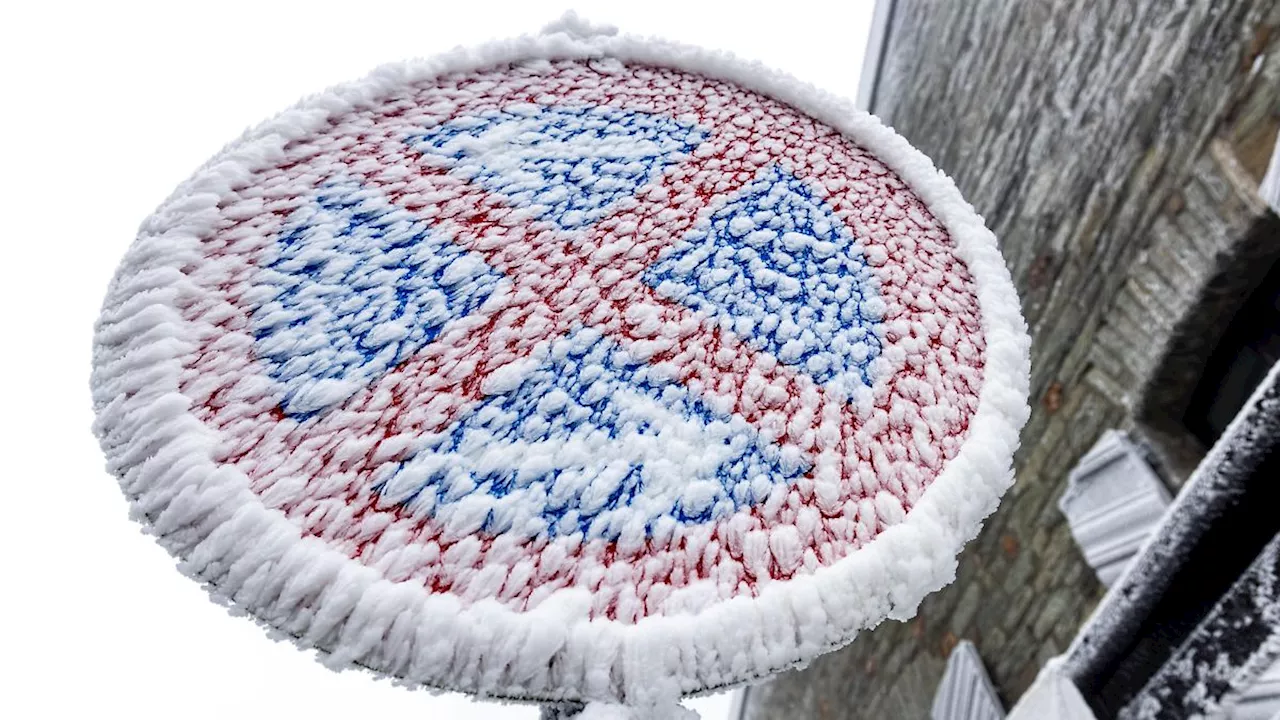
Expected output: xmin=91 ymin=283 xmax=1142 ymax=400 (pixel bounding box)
xmin=91 ymin=27 xmax=1030 ymax=708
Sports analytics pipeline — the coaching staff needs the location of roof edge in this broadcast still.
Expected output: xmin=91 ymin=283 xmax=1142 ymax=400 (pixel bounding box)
xmin=855 ymin=0 xmax=898 ymax=115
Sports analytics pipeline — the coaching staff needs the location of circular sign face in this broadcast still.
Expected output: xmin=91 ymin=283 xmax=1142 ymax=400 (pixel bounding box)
xmin=92 ymin=27 xmax=1029 ymax=707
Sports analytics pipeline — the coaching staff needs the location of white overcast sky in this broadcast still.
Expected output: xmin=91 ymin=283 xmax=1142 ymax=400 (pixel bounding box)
xmin=0 ymin=2 xmax=875 ymax=718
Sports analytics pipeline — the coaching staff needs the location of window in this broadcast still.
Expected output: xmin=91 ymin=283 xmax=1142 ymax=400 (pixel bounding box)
xmin=1184 ymin=257 xmax=1280 ymax=445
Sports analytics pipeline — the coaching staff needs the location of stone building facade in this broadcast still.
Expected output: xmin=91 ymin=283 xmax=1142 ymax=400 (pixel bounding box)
xmin=742 ymin=1 xmax=1280 ymax=717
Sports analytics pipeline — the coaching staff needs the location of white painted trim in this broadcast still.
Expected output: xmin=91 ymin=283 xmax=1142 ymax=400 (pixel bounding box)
xmin=1225 ymin=659 xmax=1280 ymax=719
xmin=1058 ymin=431 xmax=1172 ymax=588
xmin=932 ymin=640 xmax=1005 ymax=720
xmin=1006 ymin=661 xmax=1096 ymax=720
xmin=855 ymin=0 xmax=897 ymax=115
xmin=1259 ymin=128 xmax=1280 ymax=217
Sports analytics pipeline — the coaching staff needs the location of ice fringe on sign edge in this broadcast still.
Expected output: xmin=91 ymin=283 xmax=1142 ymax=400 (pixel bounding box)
xmin=89 ymin=10 xmax=1031 ymax=712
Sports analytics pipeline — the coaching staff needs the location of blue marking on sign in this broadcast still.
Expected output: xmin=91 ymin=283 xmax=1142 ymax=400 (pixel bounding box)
xmin=409 ymin=106 xmax=705 ymax=229
xmin=374 ymin=329 xmax=807 ymax=540
xmin=251 ymin=183 xmax=503 ymax=418
xmin=646 ymin=165 xmax=883 ymax=389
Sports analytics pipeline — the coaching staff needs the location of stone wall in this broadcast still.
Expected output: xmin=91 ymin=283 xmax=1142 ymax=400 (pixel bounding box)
xmin=743 ymin=1 xmax=1280 ymax=717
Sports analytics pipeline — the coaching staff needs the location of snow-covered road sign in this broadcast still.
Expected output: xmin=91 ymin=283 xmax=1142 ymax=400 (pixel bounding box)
xmin=91 ymin=20 xmax=1029 ymax=713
